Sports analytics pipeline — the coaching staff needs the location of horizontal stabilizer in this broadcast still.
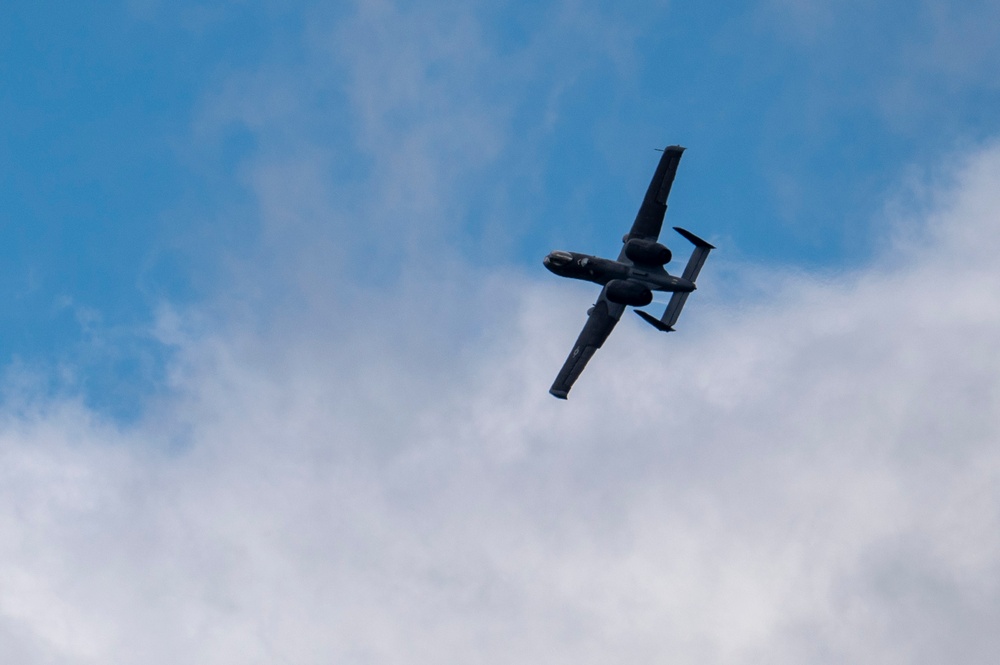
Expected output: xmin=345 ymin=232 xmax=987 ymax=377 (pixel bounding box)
xmin=673 ymin=226 xmax=714 ymax=284
xmin=660 ymin=291 xmax=692 ymax=330
xmin=641 ymin=227 xmax=715 ymax=332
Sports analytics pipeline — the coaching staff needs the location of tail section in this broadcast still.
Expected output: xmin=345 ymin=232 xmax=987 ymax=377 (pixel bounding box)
xmin=637 ymin=227 xmax=715 ymax=332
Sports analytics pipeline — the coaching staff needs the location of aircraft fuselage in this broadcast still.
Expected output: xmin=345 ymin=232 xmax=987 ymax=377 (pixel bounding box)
xmin=544 ymin=145 xmax=714 ymax=399
xmin=543 ymin=251 xmax=695 ymax=293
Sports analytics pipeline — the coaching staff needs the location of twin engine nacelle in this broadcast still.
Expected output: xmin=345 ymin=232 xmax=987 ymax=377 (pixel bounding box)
xmin=624 ymin=238 xmax=672 ymax=266
xmin=605 ymin=279 xmax=653 ymax=307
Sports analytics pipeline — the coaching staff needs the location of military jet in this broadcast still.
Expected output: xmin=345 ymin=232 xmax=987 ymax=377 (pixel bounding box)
xmin=544 ymin=145 xmax=714 ymax=399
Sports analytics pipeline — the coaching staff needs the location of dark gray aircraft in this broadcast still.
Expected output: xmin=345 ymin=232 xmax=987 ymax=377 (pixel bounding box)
xmin=544 ymin=145 xmax=714 ymax=399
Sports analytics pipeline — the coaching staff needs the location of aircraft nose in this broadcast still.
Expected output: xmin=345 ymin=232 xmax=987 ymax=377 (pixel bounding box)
xmin=545 ymin=251 xmax=573 ymax=269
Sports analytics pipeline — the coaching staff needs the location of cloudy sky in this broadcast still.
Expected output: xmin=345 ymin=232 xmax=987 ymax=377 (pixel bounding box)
xmin=3 ymin=0 xmax=1000 ymax=662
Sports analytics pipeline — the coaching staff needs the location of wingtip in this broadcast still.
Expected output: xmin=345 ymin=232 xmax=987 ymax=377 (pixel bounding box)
xmin=549 ymin=389 xmax=569 ymax=400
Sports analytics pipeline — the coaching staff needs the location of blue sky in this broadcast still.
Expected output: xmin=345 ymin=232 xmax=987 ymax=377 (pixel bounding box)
xmin=0 ymin=2 xmax=1000 ymax=413
xmin=2 ymin=1 xmax=1000 ymax=661
xmin=4 ymin=0 xmax=1000 ymax=417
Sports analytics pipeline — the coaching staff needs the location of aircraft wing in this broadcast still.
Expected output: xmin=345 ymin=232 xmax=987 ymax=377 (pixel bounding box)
xmin=621 ymin=145 xmax=685 ymax=247
xmin=549 ymin=286 xmax=626 ymax=399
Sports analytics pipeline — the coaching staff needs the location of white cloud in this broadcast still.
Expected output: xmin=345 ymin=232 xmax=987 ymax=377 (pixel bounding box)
xmin=3 ymin=132 xmax=1000 ymax=663
xmin=6 ymin=2 xmax=1000 ymax=662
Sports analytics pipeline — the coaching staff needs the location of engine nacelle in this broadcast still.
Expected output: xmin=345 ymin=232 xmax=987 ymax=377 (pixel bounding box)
xmin=605 ymin=279 xmax=653 ymax=306
xmin=624 ymin=238 xmax=672 ymax=266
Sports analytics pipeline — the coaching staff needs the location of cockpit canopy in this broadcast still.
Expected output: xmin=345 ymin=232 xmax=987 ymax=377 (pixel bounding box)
xmin=545 ymin=251 xmax=573 ymax=267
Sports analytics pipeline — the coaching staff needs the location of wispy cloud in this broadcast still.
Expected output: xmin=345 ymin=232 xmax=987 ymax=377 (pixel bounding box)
xmin=4 ymin=2 xmax=1000 ymax=662
xmin=2 ymin=134 xmax=1000 ymax=664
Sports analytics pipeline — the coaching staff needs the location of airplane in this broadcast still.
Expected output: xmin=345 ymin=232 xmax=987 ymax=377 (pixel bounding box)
xmin=543 ymin=145 xmax=714 ymax=399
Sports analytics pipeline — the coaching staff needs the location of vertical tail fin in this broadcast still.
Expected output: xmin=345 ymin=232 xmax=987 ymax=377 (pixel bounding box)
xmin=674 ymin=227 xmax=715 ymax=282
xmin=637 ymin=227 xmax=714 ymax=332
